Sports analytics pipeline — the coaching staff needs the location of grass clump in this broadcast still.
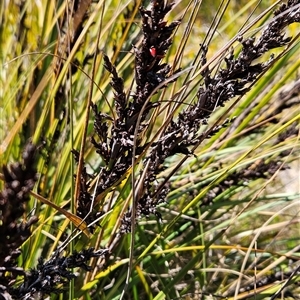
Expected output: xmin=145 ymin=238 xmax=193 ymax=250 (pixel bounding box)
xmin=0 ymin=0 xmax=299 ymax=299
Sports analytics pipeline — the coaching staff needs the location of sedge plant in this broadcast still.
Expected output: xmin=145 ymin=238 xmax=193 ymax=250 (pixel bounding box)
xmin=0 ymin=0 xmax=300 ymax=299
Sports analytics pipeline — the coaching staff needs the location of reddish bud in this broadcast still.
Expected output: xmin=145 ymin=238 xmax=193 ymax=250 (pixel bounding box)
xmin=149 ymin=46 xmax=156 ymax=57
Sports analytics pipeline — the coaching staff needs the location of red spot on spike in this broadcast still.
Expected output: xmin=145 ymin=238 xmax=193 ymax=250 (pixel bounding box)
xmin=149 ymin=46 xmax=156 ymax=57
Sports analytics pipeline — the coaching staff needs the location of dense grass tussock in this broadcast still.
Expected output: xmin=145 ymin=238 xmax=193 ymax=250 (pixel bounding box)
xmin=1 ymin=0 xmax=300 ymax=299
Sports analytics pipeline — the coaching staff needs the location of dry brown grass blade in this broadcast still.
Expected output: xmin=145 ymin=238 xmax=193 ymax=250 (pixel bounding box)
xmin=29 ymin=189 xmax=91 ymax=238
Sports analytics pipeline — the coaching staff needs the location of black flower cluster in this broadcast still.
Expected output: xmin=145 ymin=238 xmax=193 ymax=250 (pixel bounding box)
xmin=0 ymin=142 xmax=38 ymax=299
xmin=11 ymin=248 xmax=108 ymax=299
xmin=90 ymin=1 xmax=181 ymax=232
xmin=134 ymin=0 xmax=181 ymax=96
xmin=136 ymin=0 xmax=300 ymax=223
xmin=159 ymin=0 xmax=300 ymax=156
